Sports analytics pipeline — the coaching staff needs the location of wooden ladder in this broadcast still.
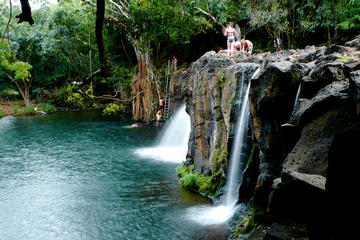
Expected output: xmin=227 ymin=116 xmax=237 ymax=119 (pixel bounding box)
xmin=163 ymin=60 xmax=172 ymax=120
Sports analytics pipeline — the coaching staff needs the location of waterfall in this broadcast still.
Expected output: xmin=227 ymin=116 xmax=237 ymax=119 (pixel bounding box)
xmin=224 ymin=82 xmax=251 ymax=207
xmin=134 ymin=104 xmax=191 ymax=163
xmin=156 ymin=104 xmax=191 ymax=148
xmin=292 ymin=83 xmax=301 ymax=113
xmin=185 ymin=68 xmax=258 ymax=225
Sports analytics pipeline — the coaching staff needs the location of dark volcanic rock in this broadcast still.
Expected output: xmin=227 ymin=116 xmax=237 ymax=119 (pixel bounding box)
xmin=175 ymin=37 xmax=360 ymax=240
xmin=264 ymin=223 xmax=308 ymax=240
xmin=181 ymin=51 xmax=260 ymax=175
xmin=301 ymin=62 xmax=346 ymax=99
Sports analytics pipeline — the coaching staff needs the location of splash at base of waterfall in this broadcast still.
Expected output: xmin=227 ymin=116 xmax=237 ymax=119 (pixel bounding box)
xmin=134 ymin=104 xmax=190 ymax=163
xmin=134 ymin=146 xmax=187 ymax=163
xmin=185 ymin=204 xmax=238 ymax=225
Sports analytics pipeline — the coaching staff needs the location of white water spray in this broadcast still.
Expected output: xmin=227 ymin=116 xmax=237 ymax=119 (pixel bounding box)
xmin=134 ymin=104 xmax=191 ymax=163
xmin=292 ymin=83 xmax=301 ymax=113
xmin=186 ymin=68 xmax=258 ymax=225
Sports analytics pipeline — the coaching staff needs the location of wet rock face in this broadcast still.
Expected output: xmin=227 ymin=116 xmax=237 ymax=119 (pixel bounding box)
xmin=176 ymin=51 xmax=260 ymax=175
xmin=176 ymin=36 xmax=360 ymax=238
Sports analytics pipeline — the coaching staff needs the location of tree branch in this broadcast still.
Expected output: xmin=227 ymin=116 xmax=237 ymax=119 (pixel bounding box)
xmin=194 ymin=6 xmax=217 ymax=22
xmin=108 ymin=0 xmax=130 ymax=20
xmin=95 ymin=0 xmax=106 ymax=77
xmin=92 ymin=91 xmax=143 ymax=102
xmin=16 ymin=0 xmax=34 ymax=25
xmin=2 ymin=0 xmax=12 ymax=39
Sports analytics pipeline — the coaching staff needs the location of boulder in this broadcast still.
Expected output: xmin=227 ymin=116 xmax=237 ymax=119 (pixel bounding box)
xmin=264 ymin=223 xmax=308 ymax=240
xmin=349 ymin=70 xmax=360 ymax=114
xmin=345 ymin=35 xmax=360 ymax=49
xmin=301 ymin=62 xmax=346 ymax=99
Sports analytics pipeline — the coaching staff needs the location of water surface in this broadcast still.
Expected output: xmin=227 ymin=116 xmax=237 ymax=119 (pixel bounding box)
xmin=0 ymin=111 xmax=228 ymax=240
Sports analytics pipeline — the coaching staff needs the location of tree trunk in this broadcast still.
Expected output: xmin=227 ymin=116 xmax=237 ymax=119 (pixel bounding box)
xmin=131 ymin=38 xmax=161 ymax=121
xmin=95 ymin=0 xmax=106 ymax=77
xmin=14 ymin=80 xmax=30 ymax=106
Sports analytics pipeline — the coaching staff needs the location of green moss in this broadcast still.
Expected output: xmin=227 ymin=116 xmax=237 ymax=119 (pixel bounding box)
xmin=0 ymin=107 xmax=5 ymax=116
xmin=233 ymin=205 xmax=256 ymax=238
xmin=233 ymin=201 xmax=267 ymax=238
xmin=211 ymin=149 xmax=228 ymax=171
xmin=216 ymin=70 xmax=226 ymax=88
xmin=176 ymin=163 xmax=225 ymax=196
xmin=179 ymin=173 xmax=196 ymax=188
xmin=246 ymin=143 xmax=257 ymax=168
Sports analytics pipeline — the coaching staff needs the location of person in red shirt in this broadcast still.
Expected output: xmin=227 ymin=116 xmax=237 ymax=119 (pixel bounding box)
xmin=173 ymin=56 xmax=177 ymax=71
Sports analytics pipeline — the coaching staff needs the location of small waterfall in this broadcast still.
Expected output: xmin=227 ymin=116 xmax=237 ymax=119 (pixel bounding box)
xmin=292 ymin=83 xmax=301 ymax=113
xmin=185 ymin=68 xmax=258 ymax=225
xmin=135 ymin=104 xmax=191 ymax=163
xmin=224 ymin=82 xmax=251 ymax=207
xmin=156 ymin=104 xmax=191 ymax=148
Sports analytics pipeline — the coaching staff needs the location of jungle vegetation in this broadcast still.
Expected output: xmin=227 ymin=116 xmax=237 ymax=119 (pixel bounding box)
xmin=0 ymin=0 xmax=358 ymax=118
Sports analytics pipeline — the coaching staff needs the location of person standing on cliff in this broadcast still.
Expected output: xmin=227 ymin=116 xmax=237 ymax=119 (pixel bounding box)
xmin=276 ymin=35 xmax=282 ymax=51
xmin=223 ymin=22 xmax=238 ymax=56
xmin=173 ymin=56 xmax=177 ymax=71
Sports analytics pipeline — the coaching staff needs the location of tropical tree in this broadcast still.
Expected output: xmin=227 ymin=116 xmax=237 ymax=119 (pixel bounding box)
xmin=338 ymin=0 xmax=360 ymax=31
xmin=85 ymin=0 xmax=214 ymax=120
xmin=0 ymin=40 xmax=33 ymax=106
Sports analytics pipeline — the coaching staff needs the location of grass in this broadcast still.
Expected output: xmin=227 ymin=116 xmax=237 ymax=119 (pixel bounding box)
xmin=0 ymin=107 xmax=5 ymax=116
xmin=38 ymin=103 xmax=57 ymax=112
xmin=13 ymin=105 xmax=36 ymax=114
xmin=10 ymin=103 xmax=56 ymax=115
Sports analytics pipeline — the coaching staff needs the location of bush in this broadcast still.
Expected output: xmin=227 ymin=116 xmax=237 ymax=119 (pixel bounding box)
xmin=179 ymin=173 xmax=196 ymax=188
xmin=0 ymin=107 xmax=5 ymax=116
xmin=38 ymin=103 xmax=57 ymax=112
xmin=13 ymin=105 xmax=20 ymax=114
xmin=176 ymin=164 xmax=224 ymax=196
xmin=21 ymin=106 xmax=36 ymax=114
xmin=13 ymin=105 xmax=36 ymax=114
xmin=103 ymin=103 xmax=125 ymax=116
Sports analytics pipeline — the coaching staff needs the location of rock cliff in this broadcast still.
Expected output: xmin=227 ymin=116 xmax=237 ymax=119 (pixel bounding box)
xmin=173 ymin=36 xmax=360 ymax=239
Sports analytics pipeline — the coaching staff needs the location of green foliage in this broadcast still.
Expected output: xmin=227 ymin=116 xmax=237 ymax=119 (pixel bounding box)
xmin=179 ymin=172 xmax=197 ymax=188
xmin=338 ymin=0 xmax=360 ymax=30
xmin=13 ymin=105 xmax=36 ymax=114
xmin=13 ymin=105 xmax=20 ymax=114
xmin=38 ymin=103 xmax=57 ymax=112
xmin=0 ymin=88 xmax=19 ymax=96
xmin=246 ymin=143 xmax=257 ymax=168
xmin=335 ymin=53 xmax=350 ymax=62
xmin=66 ymin=84 xmax=94 ymax=109
xmin=0 ymin=40 xmax=32 ymax=84
xmin=216 ymin=70 xmax=226 ymax=88
xmin=67 ymin=92 xmax=85 ymax=107
xmin=0 ymin=107 xmax=5 ymax=116
xmin=21 ymin=106 xmax=36 ymax=114
xmin=176 ymin=163 xmax=225 ymax=196
xmin=103 ymin=103 xmax=126 ymax=116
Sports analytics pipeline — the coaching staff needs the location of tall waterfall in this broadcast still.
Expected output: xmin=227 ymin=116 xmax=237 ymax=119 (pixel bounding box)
xmin=185 ymin=68 xmax=259 ymax=225
xmin=224 ymin=81 xmax=251 ymax=207
xmin=134 ymin=104 xmax=191 ymax=163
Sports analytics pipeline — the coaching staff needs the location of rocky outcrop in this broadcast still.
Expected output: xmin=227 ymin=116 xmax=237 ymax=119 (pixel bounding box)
xmin=175 ymin=35 xmax=360 ymax=239
xmin=175 ymin=51 xmax=260 ymax=178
